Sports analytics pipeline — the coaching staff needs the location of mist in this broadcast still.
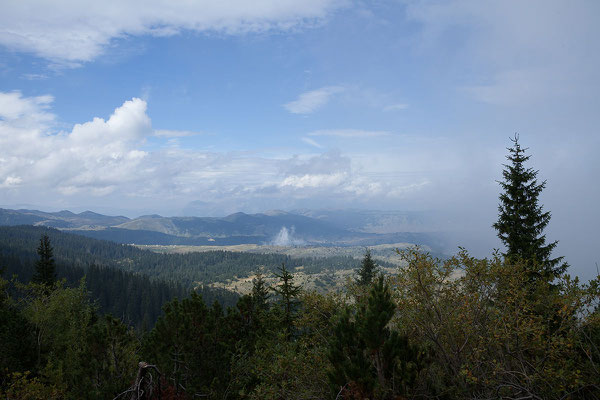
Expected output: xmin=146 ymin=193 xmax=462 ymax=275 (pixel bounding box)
xmin=270 ymin=226 xmax=306 ymax=247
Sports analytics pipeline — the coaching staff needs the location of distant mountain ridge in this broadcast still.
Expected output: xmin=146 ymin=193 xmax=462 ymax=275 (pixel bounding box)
xmin=0 ymin=207 xmax=444 ymax=250
xmin=0 ymin=208 xmax=129 ymax=228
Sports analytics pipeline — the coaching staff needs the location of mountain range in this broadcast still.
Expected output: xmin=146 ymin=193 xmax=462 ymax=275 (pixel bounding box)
xmin=0 ymin=207 xmax=444 ymax=249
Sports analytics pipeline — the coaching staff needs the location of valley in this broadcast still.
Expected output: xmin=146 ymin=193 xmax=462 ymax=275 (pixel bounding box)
xmin=137 ymin=242 xmax=417 ymax=294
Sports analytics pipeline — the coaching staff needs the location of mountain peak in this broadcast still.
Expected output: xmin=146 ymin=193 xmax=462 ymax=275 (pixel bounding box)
xmin=79 ymin=210 xmax=103 ymax=217
xmin=263 ymin=210 xmax=289 ymax=217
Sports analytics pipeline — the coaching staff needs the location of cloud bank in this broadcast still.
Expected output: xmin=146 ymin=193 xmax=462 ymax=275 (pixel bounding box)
xmin=0 ymin=0 xmax=345 ymax=63
xmin=0 ymin=92 xmax=432 ymax=213
xmin=0 ymin=92 xmax=150 ymax=195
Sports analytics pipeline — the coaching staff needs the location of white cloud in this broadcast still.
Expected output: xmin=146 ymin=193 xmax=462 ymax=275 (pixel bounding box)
xmin=0 ymin=0 xmax=346 ymax=64
xmin=0 ymin=92 xmax=463 ymax=216
xmin=283 ymin=86 xmax=344 ymax=114
xmin=308 ymin=129 xmax=390 ymax=138
xmin=0 ymin=91 xmax=54 ymax=121
xmin=0 ymin=92 xmax=151 ymax=195
xmin=280 ymin=172 xmax=346 ymax=189
xmin=1 ymin=176 xmax=22 ymax=188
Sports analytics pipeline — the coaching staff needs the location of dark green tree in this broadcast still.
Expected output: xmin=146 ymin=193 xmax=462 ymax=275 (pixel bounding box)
xmin=236 ymin=271 xmax=271 ymax=344
xmin=0 ymin=270 xmax=36 ymax=388
xmin=327 ymin=306 xmax=375 ymax=398
xmin=328 ymin=277 xmax=420 ymax=399
xmin=356 ymin=249 xmax=378 ymax=286
xmin=142 ymin=292 xmax=237 ymax=398
xmin=251 ymin=270 xmax=270 ymax=311
xmin=271 ymin=263 xmax=301 ymax=338
xmin=493 ymin=135 xmax=565 ymax=279
xmin=32 ymin=235 xmax=56 ymax=288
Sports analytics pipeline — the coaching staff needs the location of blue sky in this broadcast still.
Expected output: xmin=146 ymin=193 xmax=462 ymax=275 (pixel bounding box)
xmin=0 ymin=0 xmax=599 ymax=277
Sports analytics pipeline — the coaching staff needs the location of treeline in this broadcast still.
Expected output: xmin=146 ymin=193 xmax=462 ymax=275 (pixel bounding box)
xmin=0 ymin=225 xmax=378 ymax=287
xmin=0 ymin=230 xmax=239 ymax=330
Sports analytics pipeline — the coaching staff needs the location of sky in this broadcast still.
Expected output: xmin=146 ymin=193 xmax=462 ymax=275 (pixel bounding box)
xmin=0 ymin=0 xmax=599 ymax=278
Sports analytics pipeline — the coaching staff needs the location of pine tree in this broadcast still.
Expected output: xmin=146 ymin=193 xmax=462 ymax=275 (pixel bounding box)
xmin=251 ymin=270 xmax=270 ymax=311
xmin=493 ymin=135 xmax=565 ymax=279
xmin=327 ymin=276 xmax=419 ymax=399
xmin=32 ymin=234 xmax=56 ymax=288
xmin=271 ymin=263 xmax=301 ymax=338
xmin=327 ymin=307 xmax=375 ymax=398
xmin=356 ymin=249 xmax=378 ymax=286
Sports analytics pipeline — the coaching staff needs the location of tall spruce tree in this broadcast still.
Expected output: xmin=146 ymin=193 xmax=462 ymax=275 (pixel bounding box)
xmin=251 ymin=271 xmax=270 ymax=311
xmin=32 ymin=234 xmax=56 ymax=288
xmin=493 ymin=135 xmax=565 ymax=279
xmin=356 ymin=249 xmax=378 ymax=286
xmin=271 ymin=263 xmax=301 ymax=338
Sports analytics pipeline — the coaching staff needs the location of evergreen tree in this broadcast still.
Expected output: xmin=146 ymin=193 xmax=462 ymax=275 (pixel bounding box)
xmin=327 ymin=307 xmax=375 ymax=398
xmin=493 ymin=135 xmax=565 ymax=279
xmin=31 ymin=235 xmax=56 ymax=288
xmin=251 ymin=270 xmax=270 ymax=311
xmin=0 ymin=270 xmax=37 ymax=387
xmin=356 ymin=249 xmax=378 ymax=286
xmin=143 ymin=292 xmax=236 ymax=398
xmin=271 ymin=263 xmax=301 ymax=338
xmin=328 ymin=276 xmax=419 ymax=399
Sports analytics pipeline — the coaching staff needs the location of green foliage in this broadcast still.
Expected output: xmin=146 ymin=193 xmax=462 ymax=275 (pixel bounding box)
xmin=85 ymin=314 xmax=140 ymax=398
xmin=0 ymin=371 xmax=64 ymax=400
xmin=328 ymin=276 xmax=421 ymax=399
xmin=0 ymin=279 xmax=141 ymax=400
xmin=234 ymin=272 xmax=273 ymax=351
xmin=493 ymin=135 xmax=565 ymax=279
xmin=251 ymin=271 xmax=270 ymax=311
xmin=231 ymin=291 xmax=340 ymax=400
xmin=1 ymin=231 xmax=598 ymax=399
xmin=328 ymin=306 xmax=375 ymax=397
xmin=142 ymin=292 xmax=240 ymax=398
xmin=271 ymin=263 xmax=302 ymax=338
xmin=393 ymin=248 xmax=600 ymax=399
xmin=31 ymin=235 xmax=56 ymax=288
xmin=0 ymin=225 xmax=366 ymax=287
xmin=244 ymin=336 xmax=330 ymax=400
xmin=21 ymin=281 xmax=138 ymax=400
xmin=356 ymin=248 xmax=378 ymax=286
xmin=0 ymin=226 xmax=237 ymax=330
xmin=0 ymin=272 xmax=36 ymax=389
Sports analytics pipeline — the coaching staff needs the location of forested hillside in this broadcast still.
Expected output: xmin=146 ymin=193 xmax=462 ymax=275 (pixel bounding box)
xmin=0 ymin=227 xmax=239 ymax=330
xmin=0 ymin=225 xmax=388 ymax=328
xmin=0 ymin=225 xmax=384 ymax=288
